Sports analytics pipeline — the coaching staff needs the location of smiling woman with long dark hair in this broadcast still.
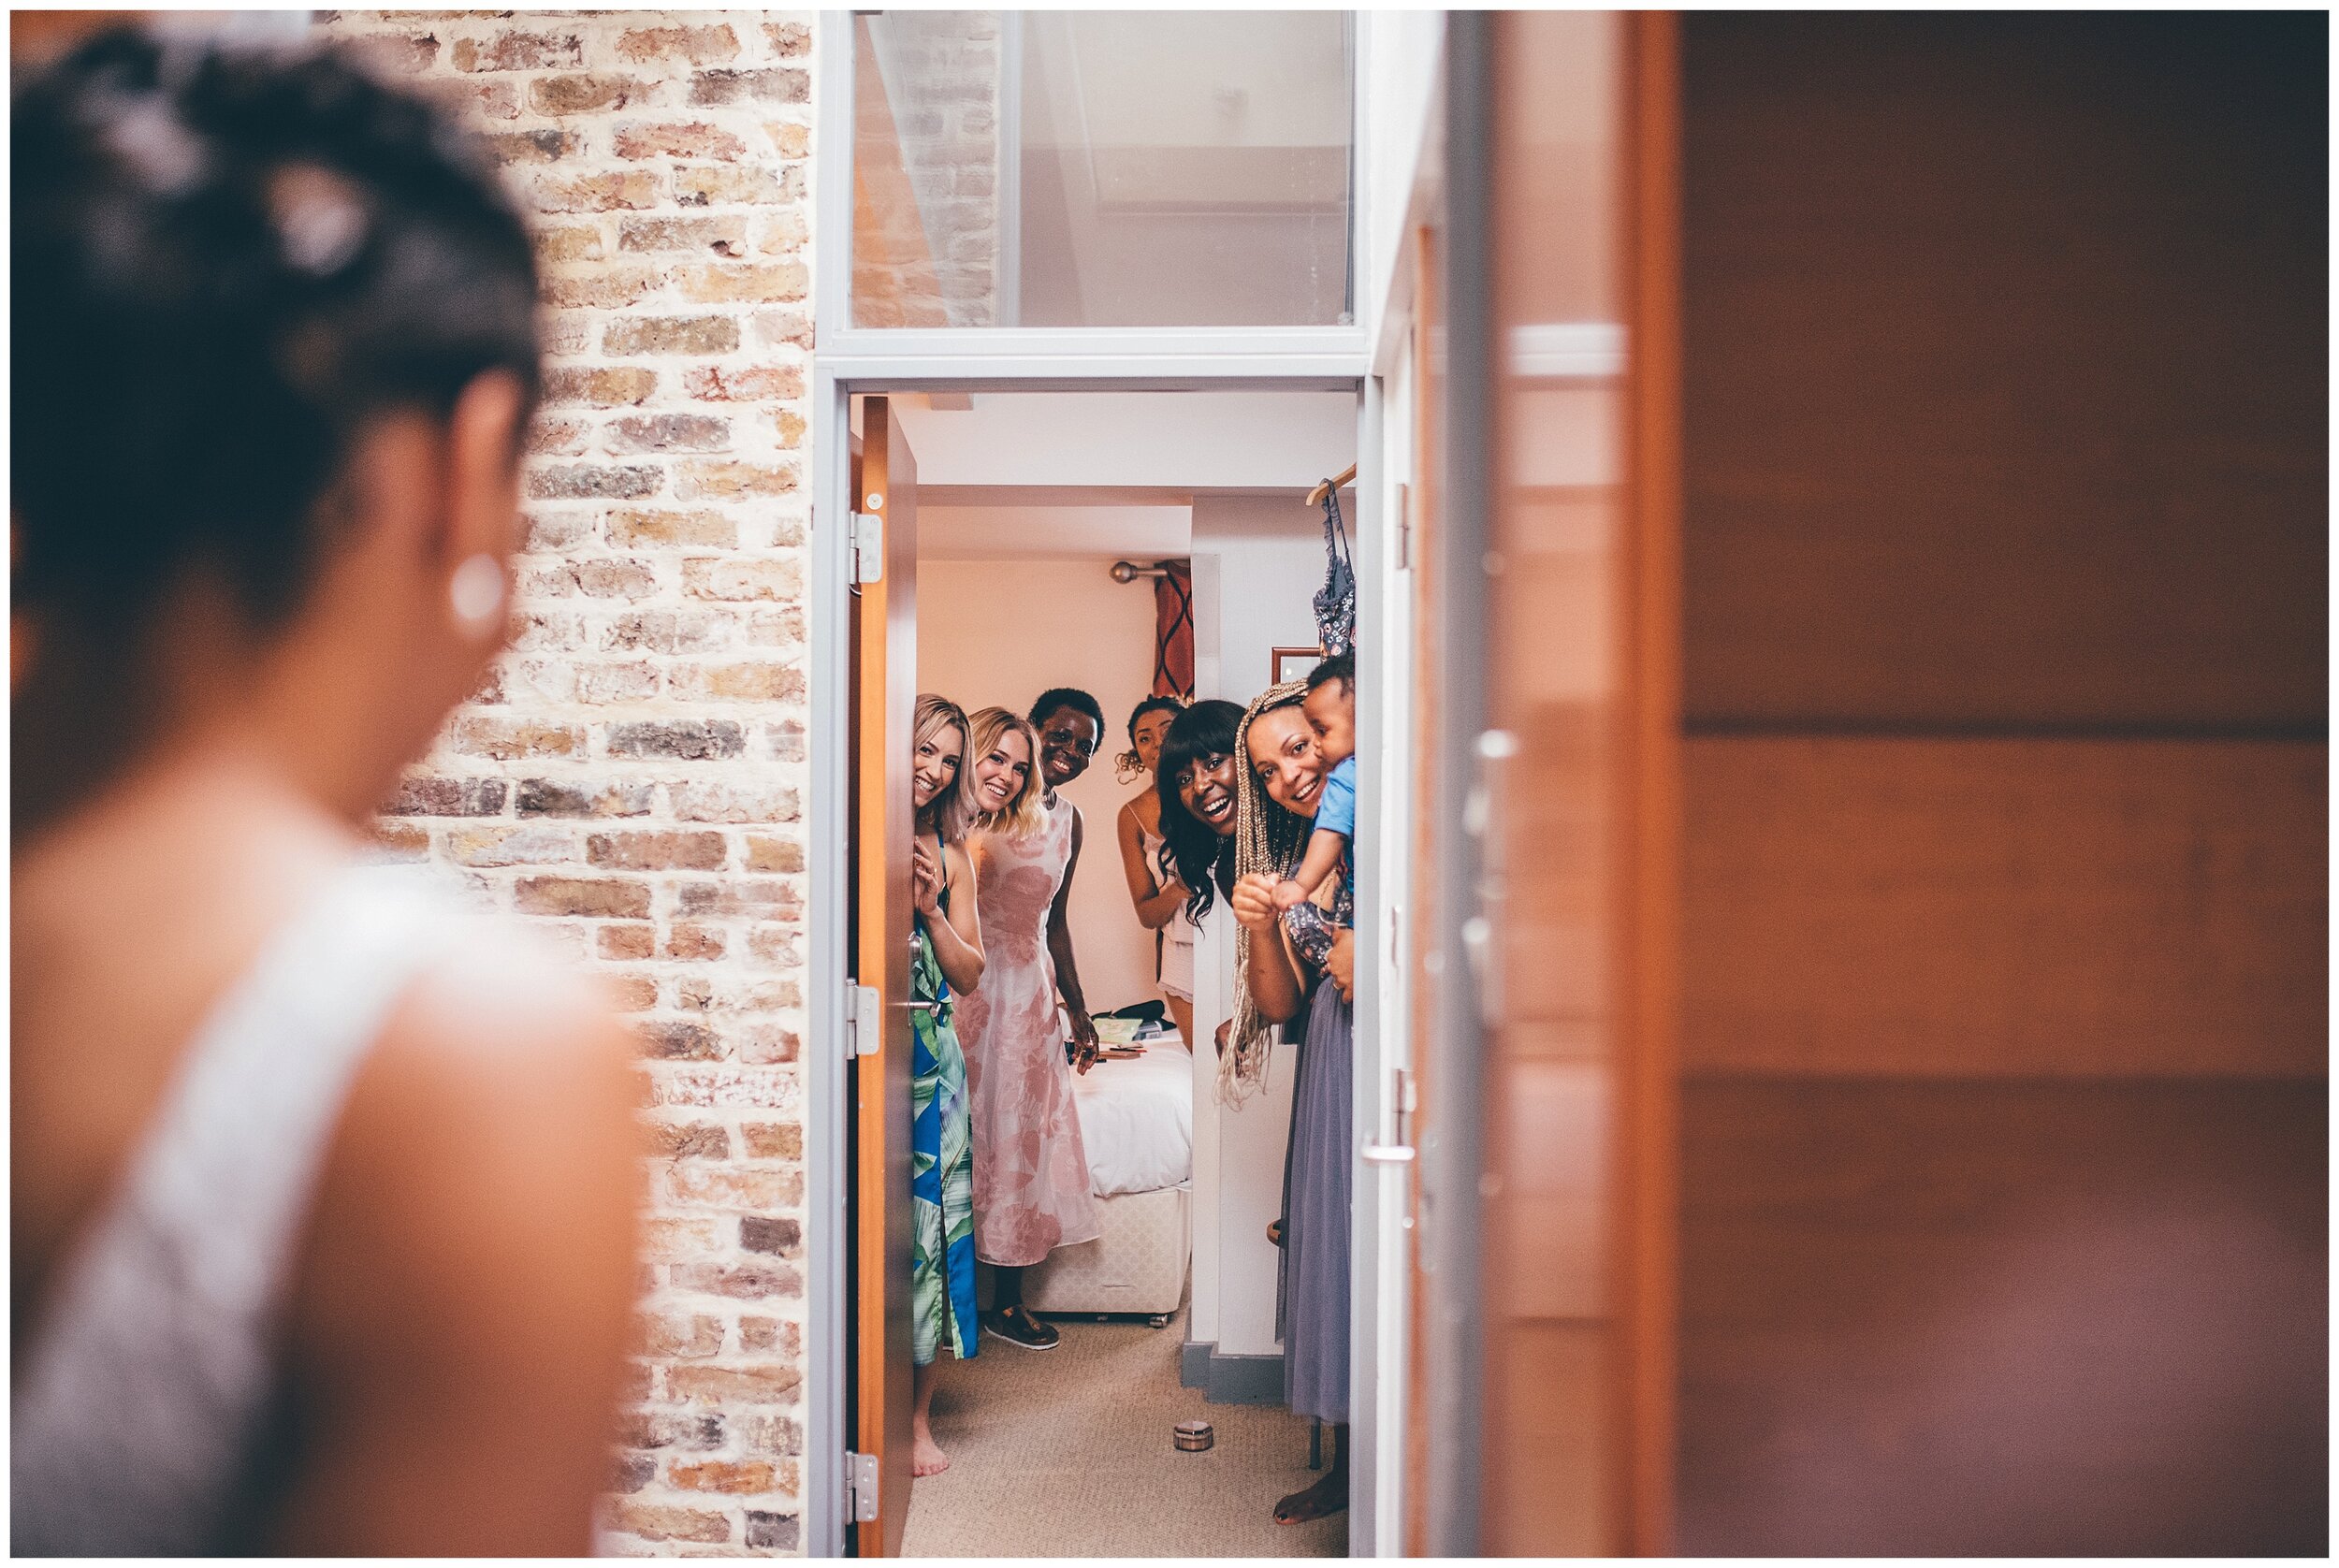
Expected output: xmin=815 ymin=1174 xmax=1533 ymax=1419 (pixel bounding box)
xmin=1155 ymin=699 xmax=1247 ymax=922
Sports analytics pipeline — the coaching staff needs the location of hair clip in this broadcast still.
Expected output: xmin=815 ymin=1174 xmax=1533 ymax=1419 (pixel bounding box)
xmin=269 ymin=164 xmax=368 ymax=277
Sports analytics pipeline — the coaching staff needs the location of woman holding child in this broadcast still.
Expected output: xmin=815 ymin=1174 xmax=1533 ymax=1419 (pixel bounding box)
xmin=1228 ymin=681 xmax=1357 ymax=1532
xmin=1161 ymin=673 xmax=1358 ymax=1527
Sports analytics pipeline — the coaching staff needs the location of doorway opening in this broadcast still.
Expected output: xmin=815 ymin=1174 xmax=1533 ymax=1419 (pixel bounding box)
xmin=839 ymin=386 xmax=1371 ymax=1557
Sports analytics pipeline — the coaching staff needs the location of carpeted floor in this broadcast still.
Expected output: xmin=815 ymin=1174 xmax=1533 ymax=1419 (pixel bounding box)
xmin=899 ymin=1308 xmax=1346 ymax=1559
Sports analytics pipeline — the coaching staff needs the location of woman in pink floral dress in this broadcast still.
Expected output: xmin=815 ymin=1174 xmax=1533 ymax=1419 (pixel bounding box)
xmin=955 ymin=696 xmax=1106 ymax=1350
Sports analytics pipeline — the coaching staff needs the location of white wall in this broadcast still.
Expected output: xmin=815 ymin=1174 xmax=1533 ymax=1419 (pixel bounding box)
xmin=1359 ymin=12 xmax=1445 ymax=338
xmin=1191 ymin=494 xmax=1344 ymax=704
xmin=1185 ymin=492 xmax=1347 ymax=1358
xmin=916 ymin=558 xmax=1166 ymax=1017
xmin=890 ymin=392 xmax=1357 ymax=492
xmin=920 ymin=502 xmax=1190 ymax=562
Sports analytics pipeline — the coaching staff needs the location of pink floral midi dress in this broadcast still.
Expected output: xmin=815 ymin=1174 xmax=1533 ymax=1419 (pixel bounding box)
xmin=958 ymin=793 xmax=1101 ymax=1267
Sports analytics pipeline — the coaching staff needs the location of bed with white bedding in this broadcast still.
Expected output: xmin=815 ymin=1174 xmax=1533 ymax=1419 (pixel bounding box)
xmin=1023 ymin=1036 xmax=1194 ymax=1317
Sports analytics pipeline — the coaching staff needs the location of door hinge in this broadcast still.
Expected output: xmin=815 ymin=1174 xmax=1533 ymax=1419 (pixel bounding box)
xmin=851 ymin=512 xmax=884 ymax=585
xmin=845 ymin=1449 xmax=879 ymax=1523
xmin=844 ymin=981 xmax=879 ymax=1057
xmin=1395 ymin=482 xmax=1413 ymax=571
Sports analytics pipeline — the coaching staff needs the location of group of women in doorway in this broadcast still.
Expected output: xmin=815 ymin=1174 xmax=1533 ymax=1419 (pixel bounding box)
xmin=908 ymin=666 xmax=1358 ymax=1528
xmin=904 ymin=687 xmax=1111 ymax=1478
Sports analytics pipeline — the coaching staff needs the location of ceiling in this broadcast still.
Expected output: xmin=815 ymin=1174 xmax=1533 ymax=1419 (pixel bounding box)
xmin=864 ymin=388 xmax=1356 ymax=560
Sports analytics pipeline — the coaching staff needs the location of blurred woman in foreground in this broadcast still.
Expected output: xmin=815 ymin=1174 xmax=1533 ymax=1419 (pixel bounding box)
xmin=11 ymin=32 xmax=639 ymax=1554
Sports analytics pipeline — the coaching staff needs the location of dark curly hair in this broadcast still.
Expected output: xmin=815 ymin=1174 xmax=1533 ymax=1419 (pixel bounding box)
xmin=12 ymin=28 xmax=542 ymax=633
xmin=1027 ymin=686 xmax=1106 ymax=738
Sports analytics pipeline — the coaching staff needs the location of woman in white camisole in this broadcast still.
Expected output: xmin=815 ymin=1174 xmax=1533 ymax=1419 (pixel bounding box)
xmin=1112 ymin=695 xmax=1198 ymax=1045
xmin=12 ymin=32 xmax=639 ymax=1554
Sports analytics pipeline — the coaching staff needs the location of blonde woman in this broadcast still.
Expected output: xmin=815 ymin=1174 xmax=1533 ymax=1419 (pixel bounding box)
xmin=908 ymin=696 xmax=983 ymax=1475
xmin=953 ymin=706 xmax=1100 ymax=1351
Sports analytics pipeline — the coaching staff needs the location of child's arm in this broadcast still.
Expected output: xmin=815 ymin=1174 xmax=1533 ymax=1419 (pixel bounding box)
xmin=1273 ymin=826 xmax=1351 ymax=909
xmin=1294 ymin=826 xmax=1349 ymax=897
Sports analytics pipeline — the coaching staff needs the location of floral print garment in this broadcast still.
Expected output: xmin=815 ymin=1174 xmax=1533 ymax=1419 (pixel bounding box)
xmin=957 ymin=795 xmax=1101 ymax=1268
xmin=909 ymin=916 xmax=977 ymax=1365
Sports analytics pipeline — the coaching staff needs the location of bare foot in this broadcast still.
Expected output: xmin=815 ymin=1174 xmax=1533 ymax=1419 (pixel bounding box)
xmin=1273 ymin=1471 xmax=1346 ymax=1525
xmin=911 ymin=1422 xmax=950 ymax=1477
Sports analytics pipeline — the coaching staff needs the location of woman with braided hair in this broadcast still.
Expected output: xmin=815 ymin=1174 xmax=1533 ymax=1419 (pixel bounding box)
xmin=1223 ymin=683 xmax=1357 ymax=1526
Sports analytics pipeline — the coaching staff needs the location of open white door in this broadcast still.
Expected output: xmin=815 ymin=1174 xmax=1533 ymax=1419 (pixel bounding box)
xmin=1351 ymin=330 xmax=1427 ymax=1553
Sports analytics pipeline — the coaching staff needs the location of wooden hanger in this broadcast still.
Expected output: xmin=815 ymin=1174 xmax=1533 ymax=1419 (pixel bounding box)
xmin=1307 ymin=462 xmax=1358 ymax=507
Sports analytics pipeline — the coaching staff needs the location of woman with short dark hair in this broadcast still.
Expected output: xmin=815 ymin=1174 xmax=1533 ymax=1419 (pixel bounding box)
xmin=11 ymin=32 xmax=636 ymax=1555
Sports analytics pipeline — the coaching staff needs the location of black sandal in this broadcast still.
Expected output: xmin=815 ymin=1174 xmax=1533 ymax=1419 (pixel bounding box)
xmin=981 ymin=1305 xmax=1061 ymax=1351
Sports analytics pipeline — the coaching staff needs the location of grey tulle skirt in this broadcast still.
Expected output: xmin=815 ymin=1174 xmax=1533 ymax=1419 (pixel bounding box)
xmin=1277 ymin=982 xmax=1353 ymax=1424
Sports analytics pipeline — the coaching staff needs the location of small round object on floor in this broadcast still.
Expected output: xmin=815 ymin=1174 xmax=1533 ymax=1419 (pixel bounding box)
xmin=1173 ymin=1419 xmax=1214 ymax=1453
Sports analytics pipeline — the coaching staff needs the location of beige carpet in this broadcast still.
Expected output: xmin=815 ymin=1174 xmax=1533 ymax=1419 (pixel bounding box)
xmin=899 ymin=1309 xmax=1346 ymax=1559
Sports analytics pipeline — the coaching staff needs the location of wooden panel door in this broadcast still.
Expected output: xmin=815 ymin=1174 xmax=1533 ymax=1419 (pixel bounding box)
xmin=850 ymin=397 xmax=919 ymax=1555
xmin=1403 ymin=208 xmax=1449 ymax=1559
xmin=1469 ymin=9 xmax=1681 ymax=1554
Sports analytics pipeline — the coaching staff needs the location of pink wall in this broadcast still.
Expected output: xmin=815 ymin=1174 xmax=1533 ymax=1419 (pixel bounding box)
xmin=917 ymin=557 xmax=1165 ymax=1015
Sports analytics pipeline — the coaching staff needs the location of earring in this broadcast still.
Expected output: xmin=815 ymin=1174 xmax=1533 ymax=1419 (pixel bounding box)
xmin=448 ymin=554 xmax=505 ymax=635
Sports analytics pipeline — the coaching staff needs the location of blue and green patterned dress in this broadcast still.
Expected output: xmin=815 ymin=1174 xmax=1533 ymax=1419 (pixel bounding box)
xmin=910 ymin=900 xmax=979 ymax=1366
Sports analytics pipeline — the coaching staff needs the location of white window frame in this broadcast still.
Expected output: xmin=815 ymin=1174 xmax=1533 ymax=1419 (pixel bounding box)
xmin=804 ymin=11 xmax=1393 ymax=1555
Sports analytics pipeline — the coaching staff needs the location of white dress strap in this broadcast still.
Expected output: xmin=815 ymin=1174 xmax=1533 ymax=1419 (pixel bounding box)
xmin=12 ymin=864 xmax=467 ymax=1556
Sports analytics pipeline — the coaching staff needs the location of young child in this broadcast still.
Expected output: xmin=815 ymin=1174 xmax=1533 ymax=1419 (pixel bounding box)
xmin=1274 ymin=650 xmax=1357 ymax=911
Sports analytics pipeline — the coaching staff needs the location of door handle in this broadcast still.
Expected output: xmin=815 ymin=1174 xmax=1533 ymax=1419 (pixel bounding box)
xmin=895 ymin=1000 xmax=938 ymax=1012
xmin=1361 ymin=1142 xmax=1417 ymax=1165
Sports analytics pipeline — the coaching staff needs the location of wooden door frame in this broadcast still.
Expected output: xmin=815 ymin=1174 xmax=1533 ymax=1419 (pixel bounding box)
xmin=806 ymin=9 xmax=1429 ymax=1548
xmin=807 ymin=363 xmax=1384 ymax=1556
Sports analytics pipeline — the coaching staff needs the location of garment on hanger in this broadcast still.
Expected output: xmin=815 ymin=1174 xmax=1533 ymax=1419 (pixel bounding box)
xmin=1311 ymin=483 xmax=1356 ymax=658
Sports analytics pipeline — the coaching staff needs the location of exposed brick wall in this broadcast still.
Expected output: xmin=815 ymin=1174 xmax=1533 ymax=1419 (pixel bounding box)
xmin=317 ymin=10 xmax=815 ymax=1555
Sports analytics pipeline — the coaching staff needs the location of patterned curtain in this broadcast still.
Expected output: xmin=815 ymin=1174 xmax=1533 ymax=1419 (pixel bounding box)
xmin=1153 ymin=560 xmax=1194 ymax=700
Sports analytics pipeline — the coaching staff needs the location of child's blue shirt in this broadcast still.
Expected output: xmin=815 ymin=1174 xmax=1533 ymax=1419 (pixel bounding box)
xmin=1315 ymin=753 xmax=1357 ymax=839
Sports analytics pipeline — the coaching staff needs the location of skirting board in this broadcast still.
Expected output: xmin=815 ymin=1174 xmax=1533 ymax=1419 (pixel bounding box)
xmin=1181 ymin=1339 xmax=1286 ymax=1405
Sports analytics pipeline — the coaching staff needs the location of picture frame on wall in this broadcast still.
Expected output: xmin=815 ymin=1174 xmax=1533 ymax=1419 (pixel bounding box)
xmin=1272 ymin=646 xmax=1325 ymax=685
